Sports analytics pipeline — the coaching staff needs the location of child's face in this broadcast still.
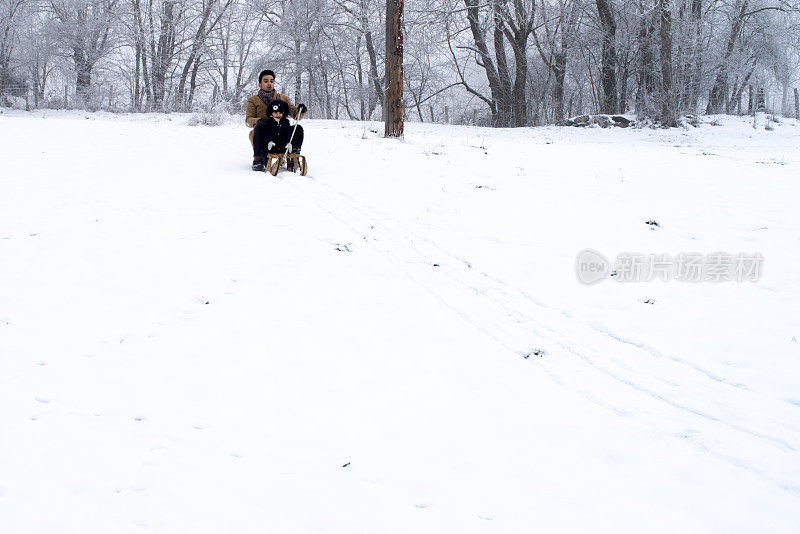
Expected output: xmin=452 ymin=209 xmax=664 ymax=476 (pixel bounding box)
xmin=272 ymin=110 xmax=283 ymax=119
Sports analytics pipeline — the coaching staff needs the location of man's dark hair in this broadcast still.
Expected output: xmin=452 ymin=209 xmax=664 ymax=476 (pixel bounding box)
xmin=259 ymin=70 xmax=276 ymax=83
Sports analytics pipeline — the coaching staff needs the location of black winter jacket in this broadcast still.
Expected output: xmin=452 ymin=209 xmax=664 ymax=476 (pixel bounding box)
xmin=264 ymin=116 xmax=293 ymax=152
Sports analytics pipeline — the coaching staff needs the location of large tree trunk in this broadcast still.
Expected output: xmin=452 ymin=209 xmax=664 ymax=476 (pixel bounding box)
xmin=682 ymin=0 xmax=703 ymax=111
xmin=499 ymin=0 xmax=535 ymax=126
xmin=795 ymin=88 xmax=799 ymax=120
xmin=727 ymin=64 xmax=753 ymax=114
xmin=363 ymin=23 xmax=383 ymax=119
xmin=463 ymin=0 xmax=501 ymax=123
xmin=187 ymin=56 xmax=201 ymax=109
xmin=355 ymin=34 xmax=365 ymax=120
xmin=74 ymin=49 xmax=92 ymax=99
xmin=221 ymin=27 xmax=229 ymax=96
xmin=384 ymin=0 xmax=403 ymax=137
xmin=659 ymin=0 xmax=676 ymax=126
xmin=150 ymin=0 xmax=178 ymax=110
xmin=306 ymin=66 xmax=314 ymax=117
xmin=131 ymin=0 xmax=153 ymax=109
xmin=554 ymin=50 xmax=567 ymax=122
xmin=511 ymin=39 xmax=529 ymax=126
xmin=294 ymin=37 xmax=303 ymax=104
xmin=595 ymin=0 xmax=618 ymax=114
xmin=619 ymin=63 xmax=629 ymax=114
xmin=0 ymin=59 xmax=10 ymax=102
xmin=321 ymin=67 xmax=332 ymax=119
xmin=134 ymin=44 xmax=141 ymax=110
xmin=492 ymin=0 xmax=512 ymax=126
xmin=781 ymin=83 xmax=789 ymax=117
xmin=636 ymin=0 xmax=656 ymax=119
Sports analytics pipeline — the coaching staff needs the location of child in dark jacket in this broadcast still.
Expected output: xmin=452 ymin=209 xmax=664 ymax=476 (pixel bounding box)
xmin=266 ymin=100 xmax=303 ymax=152
xmin=252 ymin=99 xmax=305 ymax=171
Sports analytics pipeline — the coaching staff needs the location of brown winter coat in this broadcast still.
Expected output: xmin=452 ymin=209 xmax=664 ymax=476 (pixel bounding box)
xmin=246 ymin=92 xmax=306 ymax=144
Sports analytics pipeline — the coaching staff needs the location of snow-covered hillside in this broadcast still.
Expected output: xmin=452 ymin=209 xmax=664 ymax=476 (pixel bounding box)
xmin=1 ymin=110 xmax=799 ymax=533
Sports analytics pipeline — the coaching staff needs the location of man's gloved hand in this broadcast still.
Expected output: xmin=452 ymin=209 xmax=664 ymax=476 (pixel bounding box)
xmin=267 ymin=141 xmax=275 ymax=151
xmin=297 ymin=103 xmax=307 ymax=114
xmin=286 ymin=143 xmax=293 ymax=153
xmin=257 ymin=118 xmax=269 ymax=127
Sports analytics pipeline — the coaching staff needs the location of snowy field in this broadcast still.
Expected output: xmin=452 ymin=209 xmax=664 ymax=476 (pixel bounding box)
xmin=1 ymin=109 xmax=799 ymax=533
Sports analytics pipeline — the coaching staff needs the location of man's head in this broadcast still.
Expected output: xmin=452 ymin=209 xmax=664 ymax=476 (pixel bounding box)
xmin=259 ymin=70 xmax=276 ymax=92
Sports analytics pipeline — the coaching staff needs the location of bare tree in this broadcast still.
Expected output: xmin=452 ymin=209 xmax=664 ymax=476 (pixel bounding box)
xmin=0 ymin=0 xmax=29 ymax=100
xmin=176 ymin=0 xmax=234 ymax=109
xmin=385 ymin=0 xmax=403 ymax=135
xmin=659 ymin=0 xmax=676 ymax=124
xmin=22 ymin=9 xmax=59 ymax=106
xmin=207 ymin=0 xmax=267 ymax=104
xmin=50 ymin=0 xmax=119 ymax=100
xmin=594 ymin=0 xmax=618 ymax=113
xmin=446 ymin=0 xmax=535 ymax=126
xmin=533 ymin=0 xmax=580 ymax=122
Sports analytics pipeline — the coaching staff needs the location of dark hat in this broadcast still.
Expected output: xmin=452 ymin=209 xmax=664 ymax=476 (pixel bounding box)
xmin=269 ymin=99 xmax=288 ymax=114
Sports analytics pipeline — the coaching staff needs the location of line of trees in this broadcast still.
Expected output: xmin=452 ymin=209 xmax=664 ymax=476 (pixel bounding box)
xmin=2 ymin=0 xmax=799 ymax=125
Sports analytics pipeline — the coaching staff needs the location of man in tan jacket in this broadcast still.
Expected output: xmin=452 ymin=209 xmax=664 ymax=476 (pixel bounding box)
xmin=246 ymin=69 xmax=307 ymax=171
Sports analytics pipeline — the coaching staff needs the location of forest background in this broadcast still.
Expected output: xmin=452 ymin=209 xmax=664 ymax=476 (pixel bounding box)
xmin=1 ymin=0 xmax=799 ymax=126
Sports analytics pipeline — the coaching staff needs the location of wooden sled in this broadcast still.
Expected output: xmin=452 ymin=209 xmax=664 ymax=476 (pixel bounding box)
xmin=264 ymin=152 xmax=308 ymax=176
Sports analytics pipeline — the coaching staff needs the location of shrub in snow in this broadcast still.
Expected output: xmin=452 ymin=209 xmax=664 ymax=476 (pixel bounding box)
xmin=2 ymin=95 xmax=26 ymax=109
xmin=188 ymin=108 xmax=233 ymax=127
xmin=559 ymin=114 xmax=633 ymax=128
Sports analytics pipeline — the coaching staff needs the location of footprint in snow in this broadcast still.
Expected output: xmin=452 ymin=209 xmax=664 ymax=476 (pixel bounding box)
xmin=523 ymin=349 xmax=545 ymax=359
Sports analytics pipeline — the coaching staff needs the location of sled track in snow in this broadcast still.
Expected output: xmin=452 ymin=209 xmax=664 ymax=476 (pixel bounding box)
xmin=273 ymin=171 xmax=800 ymax=495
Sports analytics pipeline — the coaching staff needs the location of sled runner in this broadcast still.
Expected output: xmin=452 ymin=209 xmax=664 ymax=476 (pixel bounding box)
xmin=264 ymin=152 xmax=308 ymax=176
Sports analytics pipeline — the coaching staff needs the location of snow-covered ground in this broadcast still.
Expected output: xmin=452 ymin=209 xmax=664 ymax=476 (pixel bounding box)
xmin=1 ymin=109 xmax=799 ymax=533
